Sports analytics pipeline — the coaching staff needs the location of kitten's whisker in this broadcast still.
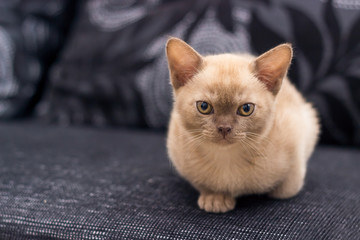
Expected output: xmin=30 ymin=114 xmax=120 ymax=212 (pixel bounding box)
xmin=238 ymin=139 xmax=258 ymax=165
xmin=182 ymin=135 xmax=204 ymax=147
xmin=245 ymin=135 xmax=272 ymax=153
xmin=173 ymin=129 xmax=203 ymax=137
xmin=172 ymin=132 xmax=201 ymax=139
xmin=238 ymin=134 xmax=268 ymax=160
xmin=185 ymin=137 xmax=207 ymax=160
xmin=244 ymin=132 xmax=273 ymax=146
xmin=168 ymin=134 xmax=204 ymax=154
xmin=243 ymin=137 xmax=268 ymax=160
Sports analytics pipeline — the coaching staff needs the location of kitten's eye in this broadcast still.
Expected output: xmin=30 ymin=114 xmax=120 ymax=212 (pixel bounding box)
xmin=196 ymin=101 xmax=213 ymax=114
xmin=238 ymin=103 xmax=255 ymax=116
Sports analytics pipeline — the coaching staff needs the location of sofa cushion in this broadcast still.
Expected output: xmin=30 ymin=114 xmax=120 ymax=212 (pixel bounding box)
xmin=36 ymin=0 xmax=360 ymax=147
xmin=0 ymin=122 xmax=359 ymax=239
xmin=0 ymin=0 xmax=76 ymax=120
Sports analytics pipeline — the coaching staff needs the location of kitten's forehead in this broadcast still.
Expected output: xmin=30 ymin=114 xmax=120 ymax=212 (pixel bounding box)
xmin=196 ymin=54 xmax=258 ymax=104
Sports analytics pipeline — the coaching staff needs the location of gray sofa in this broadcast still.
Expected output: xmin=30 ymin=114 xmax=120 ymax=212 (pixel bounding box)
xmin=0 ymin=121 xmax=359 ymax=239
xmin=1 ymin=0 xmax=360 ymax=239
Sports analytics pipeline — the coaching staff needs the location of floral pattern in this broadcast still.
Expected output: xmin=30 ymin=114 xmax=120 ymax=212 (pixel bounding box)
xmin=37 ymin=0 xmax=360 ymax=146
xmin=0 ymin=0 xmax=76 ymax=119
xmin=249 ymin=0 xmax=360 ymax=146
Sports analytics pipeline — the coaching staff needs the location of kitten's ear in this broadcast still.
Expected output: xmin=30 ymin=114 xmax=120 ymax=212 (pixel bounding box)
xmin=253 ymin=43 xmax=293 ymax=95
xmin=166 ymin=37 xmax=203 ymax=90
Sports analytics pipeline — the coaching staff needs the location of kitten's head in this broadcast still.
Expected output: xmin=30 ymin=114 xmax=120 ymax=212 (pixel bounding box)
xmin=166 ymin=38 xmax=292 ymax=146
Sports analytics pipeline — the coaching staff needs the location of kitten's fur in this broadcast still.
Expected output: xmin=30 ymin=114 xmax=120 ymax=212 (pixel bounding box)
xmin=166 ymin=37 xmax=320 ymax=213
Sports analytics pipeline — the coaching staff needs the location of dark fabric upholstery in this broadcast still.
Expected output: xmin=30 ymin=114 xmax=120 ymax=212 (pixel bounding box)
xmin=0 ymin=122 xmax=359 ymax=239
xmin=0 ymin=0 xmax=76 ymax=119
xmin=36 ymin=0 xmax=360 ymax=146
xmin=249 ymin=0 xmax=360 ymax=146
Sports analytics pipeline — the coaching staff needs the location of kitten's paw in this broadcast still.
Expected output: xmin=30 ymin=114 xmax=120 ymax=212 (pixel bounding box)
xmin=198 ymin=193 xmax=235 ymax=213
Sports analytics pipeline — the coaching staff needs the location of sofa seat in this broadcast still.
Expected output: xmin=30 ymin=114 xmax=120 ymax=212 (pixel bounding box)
xmin=0 ymin=122 xmax=359 ymax=239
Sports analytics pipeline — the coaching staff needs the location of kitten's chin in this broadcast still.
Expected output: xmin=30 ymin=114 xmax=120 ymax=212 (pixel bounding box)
xmin=211 ymin=137 xmax=236 ymax=146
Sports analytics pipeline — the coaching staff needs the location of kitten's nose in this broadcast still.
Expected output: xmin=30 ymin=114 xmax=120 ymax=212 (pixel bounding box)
xmin=218 ymin=125 xmax=232 ymax=138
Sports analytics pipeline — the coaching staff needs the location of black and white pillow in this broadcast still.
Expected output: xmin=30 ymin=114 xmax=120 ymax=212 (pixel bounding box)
xmin=0 ymin=0 xmax=75 ymax=119
xmin=248 ymin=0 xmax=360 ymax=146
xmin=39 ymin=0 xmax=360 ymax=146
xmin=38 ymin=0 xmax=250 ymax=127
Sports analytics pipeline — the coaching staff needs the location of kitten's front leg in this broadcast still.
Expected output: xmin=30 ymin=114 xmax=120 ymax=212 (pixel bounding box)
xmin=197 ymin=191 xmax=236 ymax=213
xmin=268 ymin=156 xmax=306 ymax=199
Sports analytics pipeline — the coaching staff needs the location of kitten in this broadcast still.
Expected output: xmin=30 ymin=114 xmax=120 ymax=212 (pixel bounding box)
xmin=166 ymin=37 xmax=320 ymax=213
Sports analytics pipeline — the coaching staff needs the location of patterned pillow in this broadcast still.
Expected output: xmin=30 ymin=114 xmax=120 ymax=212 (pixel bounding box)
xmin=38 ymin=0 xmax=249 ymax=127
xmin=0 ymin=0 xmax=76 ymax=119
xmin=38 ymin=0 xmax=360 ymax=146
xmin=249 ymin=0 xmax=360 ymax=146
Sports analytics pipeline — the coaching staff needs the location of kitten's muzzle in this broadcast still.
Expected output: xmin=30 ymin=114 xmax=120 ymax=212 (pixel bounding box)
xmin=217 ymin=125 xmax=232 ymax=138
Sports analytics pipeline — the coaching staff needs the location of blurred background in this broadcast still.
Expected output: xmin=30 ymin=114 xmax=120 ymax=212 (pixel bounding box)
xmin=0 ymin=0 xmax=359 ymax=147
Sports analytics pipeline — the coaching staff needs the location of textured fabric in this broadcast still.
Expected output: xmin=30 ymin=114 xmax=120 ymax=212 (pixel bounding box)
xmin=36 ymin=0 xmax=250 ymax=128
xmin=0 ymin=122 xmax=359 ymax=239
xmin=34 ymin=0 xmax=360 ymax=147
xmin=249 ymin=0 xmax=360 ymax=146
xmin=0 ymin=0 xmax=76 ymax=119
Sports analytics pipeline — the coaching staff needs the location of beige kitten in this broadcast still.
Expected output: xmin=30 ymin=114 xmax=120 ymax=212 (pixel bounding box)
xmin=166 ymin=37 xmax=319 ymax=213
